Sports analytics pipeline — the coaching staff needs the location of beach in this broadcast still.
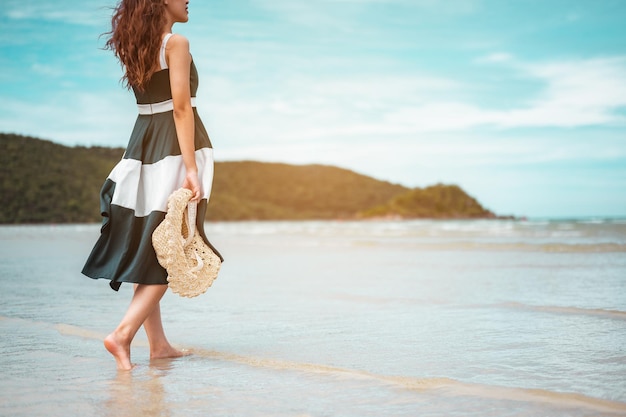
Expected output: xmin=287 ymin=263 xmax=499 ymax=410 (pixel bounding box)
xmin=1 ymin=219 xmax=625 ymax=416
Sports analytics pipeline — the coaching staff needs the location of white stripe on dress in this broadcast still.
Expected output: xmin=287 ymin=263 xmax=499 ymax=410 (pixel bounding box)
xmin=137 ymin=97 xmax=197 ymax=115
xmin=108 ymin=147 xmax=214 ymax=217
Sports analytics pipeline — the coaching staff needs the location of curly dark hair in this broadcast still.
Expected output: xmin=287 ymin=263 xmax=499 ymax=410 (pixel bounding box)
xmin=104 ymin=0 xmax=166 ymax=92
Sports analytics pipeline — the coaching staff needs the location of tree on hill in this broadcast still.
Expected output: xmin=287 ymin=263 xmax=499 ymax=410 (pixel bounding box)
xmin=359 ymin=184 xmax=495 ymax=219
xmin=0 ymin=133 xmax=123 ymax=223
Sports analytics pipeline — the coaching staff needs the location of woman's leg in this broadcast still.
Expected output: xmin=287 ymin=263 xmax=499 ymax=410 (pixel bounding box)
xmin=142 ymin=301 xmax=186 ymax=359
xmin=104 ymin=284 xmax=168 ymax=370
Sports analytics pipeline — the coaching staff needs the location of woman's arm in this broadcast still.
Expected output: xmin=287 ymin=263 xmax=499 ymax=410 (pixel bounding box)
xmin=167 ymin=34 xmax=201 ymax=201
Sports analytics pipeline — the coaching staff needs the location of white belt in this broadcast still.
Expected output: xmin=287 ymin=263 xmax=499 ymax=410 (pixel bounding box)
xmin=137 ymin=97 xmax=197 ymax=115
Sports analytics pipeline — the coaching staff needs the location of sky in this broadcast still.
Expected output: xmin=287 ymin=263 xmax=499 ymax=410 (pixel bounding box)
xmin=1 ymin=0 xmax=625 ymax=218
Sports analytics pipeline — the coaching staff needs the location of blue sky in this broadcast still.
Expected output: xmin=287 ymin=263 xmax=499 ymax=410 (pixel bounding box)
xmin=1 ymin=0 xmax=625 ymax=218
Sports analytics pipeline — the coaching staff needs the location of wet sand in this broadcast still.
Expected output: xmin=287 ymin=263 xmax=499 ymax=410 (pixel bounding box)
xmin=1 ymin=220 xmax=625 ymax=416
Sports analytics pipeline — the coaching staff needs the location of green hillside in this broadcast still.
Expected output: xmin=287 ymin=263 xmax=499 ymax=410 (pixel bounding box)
xmin=1 ymin=134 xmax=123 ymax=223
xmin=0 ymin=133 xmax=496 ymax=223
xmin=359 ymin=184 xmax=495 ymax=219
xmin=208 ymin=161 xmax=408 ymax=220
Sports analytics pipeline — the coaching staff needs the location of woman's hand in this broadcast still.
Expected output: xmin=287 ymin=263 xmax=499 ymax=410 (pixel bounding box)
xmin=182 ymin=170 xmax=201 ymax=202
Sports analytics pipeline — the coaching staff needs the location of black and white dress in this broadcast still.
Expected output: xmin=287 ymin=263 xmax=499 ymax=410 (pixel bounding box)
xmin=82 ymin=33 xmax=223 ymax=291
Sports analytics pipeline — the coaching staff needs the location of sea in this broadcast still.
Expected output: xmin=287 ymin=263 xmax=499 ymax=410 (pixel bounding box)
xmin=0 ymin=219 xmax=625 ymax=417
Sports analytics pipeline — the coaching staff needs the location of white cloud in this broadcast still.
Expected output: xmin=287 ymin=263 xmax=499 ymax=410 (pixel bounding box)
xmin=31 ymin=63 xmax=63 ymax=77
xmin=260 ymin=0 xmax=480 ymax=12
xmin=471 ymin=55 xmax=626 ymax=127
xmin=524 ymin=57 xmax=626 ymax=110
xmin=196 ymin=70 xmax=463 ymax=151
xmin=250 ymin=0 xmax=479 ymax=32
xmin=476 ymin=52 xmax=513 ymax=63
xmin=199 ymin=54 xmax=626 ymax=158
xmin=4 ymin=0 xmax=108 ymax=26
xmin=0 ymin=89 xmax=136 ymax=147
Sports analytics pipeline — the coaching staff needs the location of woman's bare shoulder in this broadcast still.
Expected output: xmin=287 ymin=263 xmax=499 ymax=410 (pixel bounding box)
xmin=167 ymin=33 xmax=190 ymax=51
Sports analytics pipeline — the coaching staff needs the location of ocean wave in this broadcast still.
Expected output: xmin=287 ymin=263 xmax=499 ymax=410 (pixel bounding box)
xmin=3 ymin=222 xmax=626 ymax=250
xmin=493 ymin=302 xmax=626 ymax=320
xmin=325 ymin=296 xmax=626 ymax=321
xmin=449 ymin=242 xmax=626 ymax=252
xmin=207 ymin=220 xmax=626 ymax=250
xmin=348 ymin=241 xmax=626 ymax=253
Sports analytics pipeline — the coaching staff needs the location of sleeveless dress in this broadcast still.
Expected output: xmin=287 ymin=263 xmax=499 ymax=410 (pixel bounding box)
xmin=82 ymin=33 xmax=223 ymax=291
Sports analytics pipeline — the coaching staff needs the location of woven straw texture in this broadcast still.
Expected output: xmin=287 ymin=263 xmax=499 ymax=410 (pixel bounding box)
xmin=152 ymin=188 xmax=221 ymax=298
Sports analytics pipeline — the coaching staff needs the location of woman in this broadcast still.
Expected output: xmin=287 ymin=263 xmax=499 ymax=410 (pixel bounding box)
xmin=82 ymin=0 xmax=222 ymax=370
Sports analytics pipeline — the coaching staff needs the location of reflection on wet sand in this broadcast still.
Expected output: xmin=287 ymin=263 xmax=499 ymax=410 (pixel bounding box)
xmin=104 ymin=360 xmax=176 ymax=417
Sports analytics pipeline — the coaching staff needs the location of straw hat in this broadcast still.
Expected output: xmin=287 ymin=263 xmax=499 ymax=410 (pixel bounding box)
xmin=152 ymin=188 xmax=221 ymax=298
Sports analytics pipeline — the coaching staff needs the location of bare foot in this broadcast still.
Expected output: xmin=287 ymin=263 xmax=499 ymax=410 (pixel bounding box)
xmin=150 ymin=345 xmax=192 ymax=360
xmin=104 ymin=333 xmax=133 ymax=370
